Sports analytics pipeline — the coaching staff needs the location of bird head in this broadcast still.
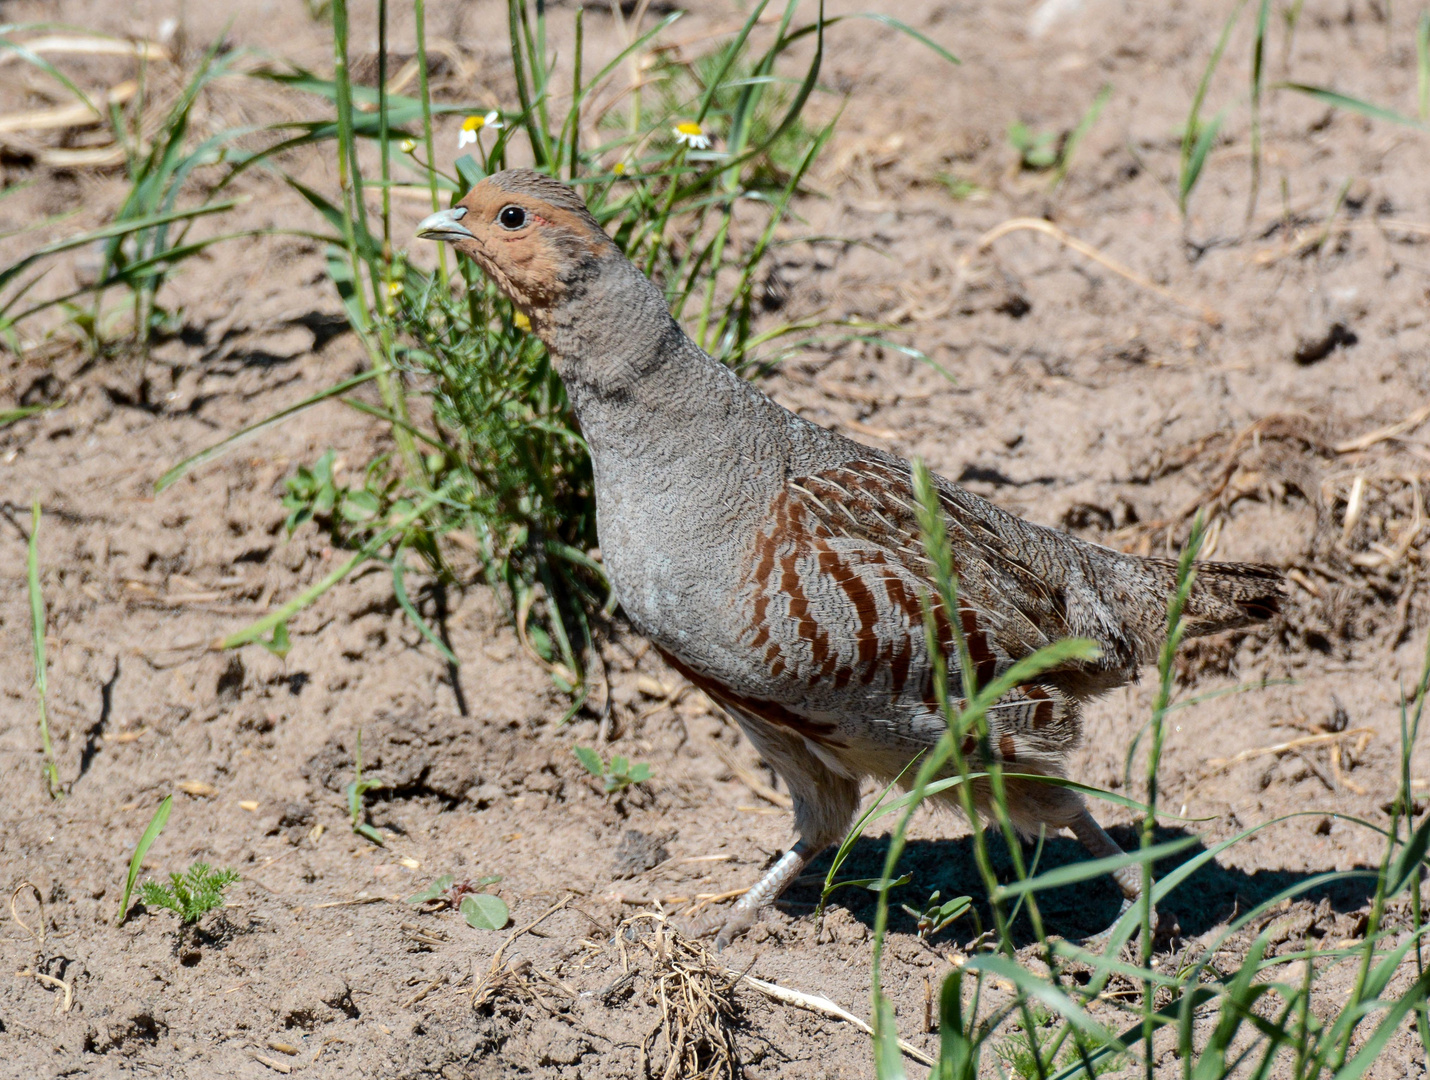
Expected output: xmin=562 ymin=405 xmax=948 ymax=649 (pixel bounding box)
xmin=415 ymin=169 xmax=619 ymax=321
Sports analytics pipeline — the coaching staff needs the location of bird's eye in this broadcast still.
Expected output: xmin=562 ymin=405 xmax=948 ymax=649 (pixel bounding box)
xmin=498 ymin=205 xmax=527 ymax=230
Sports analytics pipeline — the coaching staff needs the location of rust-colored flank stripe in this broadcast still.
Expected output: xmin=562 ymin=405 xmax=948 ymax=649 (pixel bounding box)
xmin=658 ymin=650 xmax=846 ymax=748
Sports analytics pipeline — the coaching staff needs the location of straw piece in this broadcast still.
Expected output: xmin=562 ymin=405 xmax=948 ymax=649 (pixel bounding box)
xmin=971 ymin=217 xmax=1222 ymax=326
xmin=730 ymin=970 xmax=937 ymax=1067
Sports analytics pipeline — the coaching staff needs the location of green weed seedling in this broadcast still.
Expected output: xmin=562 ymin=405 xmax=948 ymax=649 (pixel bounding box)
xmin=407 ymin=872 xmax=509 ymax=931
xmin=346 ymin=728 xmax=386 ymax=845
xmin=1007 ymin=121 xmax=1059 ymax=170
xmin=281 ymin=449 xmax=383 ymax=536
xmin=900 ymin=890 xmax=970 ymax=941
xmin=116 ymin=794 xmax=172 ymax=925
xmin=573 ymin=746 xmax=651 ymax=794
xmin=139 ymin=862 xmax=239 ymax=923
xmin=1007 ymin=85 xmax=1109 ymax=188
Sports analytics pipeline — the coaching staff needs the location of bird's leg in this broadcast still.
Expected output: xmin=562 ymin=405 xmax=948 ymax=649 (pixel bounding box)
xmin=1068 ymin=807 xmax=1141 ymax=902
xmin=713 ymin=843 xmax=814 ymax=950
xmin=1067 ymin=807 xmax=1159 ymax=944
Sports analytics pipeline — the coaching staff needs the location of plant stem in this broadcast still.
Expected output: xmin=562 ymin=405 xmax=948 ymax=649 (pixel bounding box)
xmin=1140 ymin=515 xmax=1204 ymax=1078
xmin=27 ymin=500 xmax=63 ymax=798
xmin=414 ymin=0 xmax=448 ymax=285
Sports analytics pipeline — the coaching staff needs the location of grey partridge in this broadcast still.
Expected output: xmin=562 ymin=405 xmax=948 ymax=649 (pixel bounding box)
xmin=417 ymin=170 xmax=1282 ymax=948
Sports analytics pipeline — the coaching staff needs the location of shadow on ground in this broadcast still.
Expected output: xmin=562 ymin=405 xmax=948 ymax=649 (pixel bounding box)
xmin=782 ymin=825 xmax=1379 ymax=945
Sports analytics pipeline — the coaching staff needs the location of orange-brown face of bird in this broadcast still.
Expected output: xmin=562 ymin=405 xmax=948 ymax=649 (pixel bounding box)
xmin=416 ymin=169 xmax=618 ymax=317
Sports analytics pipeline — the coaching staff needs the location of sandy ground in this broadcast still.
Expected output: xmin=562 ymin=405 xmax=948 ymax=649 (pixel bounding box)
xmin=2 ymin=0 xmax=1430 ymax=1076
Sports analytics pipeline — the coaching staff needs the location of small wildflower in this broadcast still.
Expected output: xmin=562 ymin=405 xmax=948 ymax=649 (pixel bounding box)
xmin=513 ymin=311 xmax=531 ymax=331
xmin=672 ymin=120 xmax=710 ymax=150
xmin=458 ymin=111 xmax=503 ymax=148
xmin=387 ymin=280 xmax=404 ymax=297
xmin=400 ymin=138 xmax=416 ymax=154
xmin=612 ymin=161 xmax=626 ymax=175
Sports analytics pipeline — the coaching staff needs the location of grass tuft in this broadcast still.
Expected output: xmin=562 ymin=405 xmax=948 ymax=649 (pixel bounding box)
xmin=855 ymin=465 xmax=1430 ymax=1076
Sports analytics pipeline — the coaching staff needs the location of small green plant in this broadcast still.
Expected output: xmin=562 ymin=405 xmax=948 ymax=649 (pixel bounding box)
xmin=116 ymin=794 xmax=173 ymax=925
xmin=573 ymin=745 xmax=651 ymax=794
xmin=139 ymin=862 xmax=239 ymax=923
xmin=1006 ymin=85 xmax=1110 ymax=189
xmin=1178 ymin=0 xmax=1426 ymax=217
xmin=0 ymin=30 xmax=256 ymax=352
xmin=26 ymin=500 xmax=62 ymax=798
xmin=281 ymin=449 xmax=383 ymax=536
xmin=993 ymin=1004 xmax=1126 ymax=1079
xmin=814 ymin=768 xmax=917 ymax=924
xmin=1006 ymin=121 xmax=1059 ymax=170
xmin=346 ymin=728 xmax=386 ymax=845
xmin=407 ymin=872 xmax=509 ymax=930
xmin=900 ymin=890 xmax=971 ymax=941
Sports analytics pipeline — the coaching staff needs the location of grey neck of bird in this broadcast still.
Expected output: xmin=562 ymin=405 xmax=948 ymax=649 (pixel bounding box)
xmin=537 ymin=254 xmax=785 ymax=466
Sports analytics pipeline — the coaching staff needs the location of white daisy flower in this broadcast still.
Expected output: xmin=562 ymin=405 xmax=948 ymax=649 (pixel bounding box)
xmin=457 ymin=111 xmax=504 ymax=148
xmin=672 ymin=120 xmax=711 ymax=150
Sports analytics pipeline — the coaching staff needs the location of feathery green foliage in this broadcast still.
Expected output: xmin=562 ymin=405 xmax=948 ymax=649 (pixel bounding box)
xmin=139 ymin=862 xmax=239 ymax=923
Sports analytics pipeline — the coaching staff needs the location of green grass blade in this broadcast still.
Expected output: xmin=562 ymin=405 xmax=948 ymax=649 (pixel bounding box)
xmin=1052 ymin=83 xmax=1111 ymax=188
xmin=2 ymin=402 xmax=61 ymax=429
xmin=0 ymin=34 xmax=98 ymax=115
xmin=1245 ymin=0 xmax=1272 ymax=219
xmin=155 ymin=371 xmax=379 ymax=492
xmin=1179 ymin=0 xmax=1248 ymax=213
xmin=1273 ymin=82 xmax=1427 ymax=128
xmin=1418 ymin=11 xmax=1429 ymax=123
xmin=116 ymin=794 xmax=172 ymax=925
xmin=1334 ymin=969 xmax=1430 ymax=1079
xmin=27 ymin=500 xmax=62 ymax=798
xmin=221 ymin=487 xmax=448 ymax=650
xmin=992 ymin=835 xmax=1200 ymax=900
xmin=0 ymin=200 xmax=239 ymax=296
xmin=390 ymin=545 xmax=460 ymax=666
xmin=964 ymin=953 xmax=1124 ymax=1047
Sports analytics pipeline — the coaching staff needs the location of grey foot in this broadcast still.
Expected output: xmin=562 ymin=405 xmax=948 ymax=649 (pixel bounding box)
xmin=684 ymin=848 xmax=808 ymax=951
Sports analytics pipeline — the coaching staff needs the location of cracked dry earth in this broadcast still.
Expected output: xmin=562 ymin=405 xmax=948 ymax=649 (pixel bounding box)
xmin=3 ymin=0 xmax=1430 ymax=1077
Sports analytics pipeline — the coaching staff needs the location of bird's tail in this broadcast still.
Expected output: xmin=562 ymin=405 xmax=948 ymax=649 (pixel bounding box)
xmin=1141 ymin=557 xmax=1284 ymax=639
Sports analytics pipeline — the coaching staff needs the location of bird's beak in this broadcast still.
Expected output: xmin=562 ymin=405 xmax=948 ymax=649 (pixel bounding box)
xmin=416 ymin=206 xmax=475 ymax=242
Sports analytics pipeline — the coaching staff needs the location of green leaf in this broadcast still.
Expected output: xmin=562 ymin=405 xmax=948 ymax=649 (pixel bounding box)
xmin=572 ymin=745 xmax=603 ymax=776
xmin=260 ymin=621 xmax=291 ymax=659
xmin=1387 ymin=813 xmax=1430 ymax=896
xmin=1273 ymin=82 xmax=1427 ymax=129
xmin=0 ymin=201 xmax=239 ymax=296
xmin=964 ymin=954 xmax=1123 ymax=1046
xmin=937 ymin=969 xmax=979 ymax=1079
xmin=461 ymin=893 xmax=509 ymax=930
xmin=993 ymin=834 xmax=1200 ymax=900
xmin=117 ymin=795 xmax=172 ymax=925
xmin=407 ymin=874 xmax=455 ymax=904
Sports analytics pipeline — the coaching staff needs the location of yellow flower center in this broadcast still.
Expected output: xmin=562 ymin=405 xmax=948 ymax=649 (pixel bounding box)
xmin=612 ymin=162 xmax=626 ymax=175
xmin=675 ymin=121 xmax=703 ymax=137
xmin=461 ymin=115 xmax=485 ymax=131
